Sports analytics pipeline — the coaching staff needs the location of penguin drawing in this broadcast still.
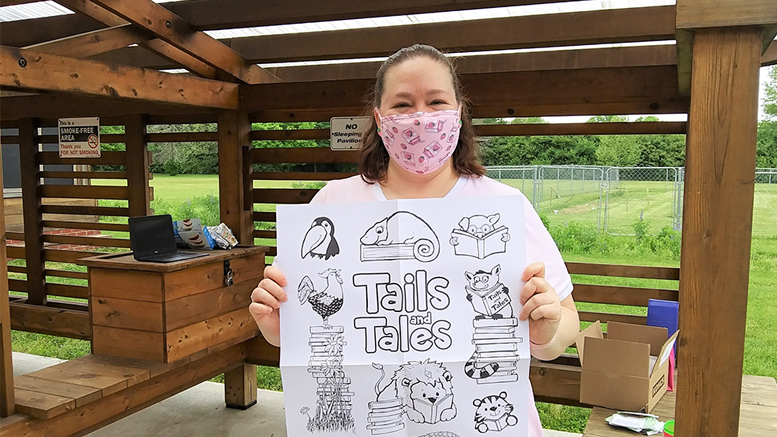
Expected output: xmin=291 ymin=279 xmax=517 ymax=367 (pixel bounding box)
xmin=301 ymin=217 xmax=340 ymax=260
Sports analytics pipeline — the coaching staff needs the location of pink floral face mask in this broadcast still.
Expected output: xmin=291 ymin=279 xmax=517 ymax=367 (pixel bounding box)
xmin=378 ymin=108 xmax=461 ymax=175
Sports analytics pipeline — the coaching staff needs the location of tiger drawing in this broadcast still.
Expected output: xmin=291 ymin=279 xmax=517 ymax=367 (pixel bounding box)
xmin=473 ymin=391 xmax=519 ymax=433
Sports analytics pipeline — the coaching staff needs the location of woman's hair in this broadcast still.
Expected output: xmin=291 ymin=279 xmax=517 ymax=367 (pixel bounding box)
xmin=359 ymin=44 xmax=485 ymax=183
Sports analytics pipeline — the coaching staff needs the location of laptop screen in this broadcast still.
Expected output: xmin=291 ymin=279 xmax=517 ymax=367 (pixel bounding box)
xmin=129 ymin=215 xmax=177 ymax=258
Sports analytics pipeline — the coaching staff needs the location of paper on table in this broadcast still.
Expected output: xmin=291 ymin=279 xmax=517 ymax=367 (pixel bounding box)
xmin=276 ymin=195 xmax=531 ymax=436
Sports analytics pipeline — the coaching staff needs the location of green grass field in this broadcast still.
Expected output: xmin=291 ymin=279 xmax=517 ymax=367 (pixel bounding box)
xmin=501 ymin=178 xmax=777 ymax=237
xmin=11 ymin=173 xmax=777 ymax=433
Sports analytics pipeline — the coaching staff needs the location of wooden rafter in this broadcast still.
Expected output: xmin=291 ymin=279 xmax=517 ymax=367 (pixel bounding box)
xmin=23 ymin=24 xmax=152 ymax=58
xmin=164 ymin=0 xmax=580 ymax=30
xmin=764 ymin=40 xmax=777 ymax=65
xmin=0 ymin=46 xmax=239 ymax=109
xmin=88 ymin=0 xmax=278 ymax=83
xmin=1 ymin=0 xmax=582 ymax=47
xmin=53 ymin=0 xmax=220 ymax=79
xmin=265 ymin=45 xmax=678 ymax=82
xmin=0 ymin=0 xmax=36 ymax=5
xmin=0 ymin=95 xmax=215 ymax=122
xmin=94 ymin=5 xmax=677 ymax=67
xmin=241 ymin=65 xmax=686 ymax=118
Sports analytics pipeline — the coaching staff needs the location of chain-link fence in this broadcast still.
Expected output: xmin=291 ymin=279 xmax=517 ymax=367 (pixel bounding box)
xmin=487 ymin=165 xmax=777 ymax=238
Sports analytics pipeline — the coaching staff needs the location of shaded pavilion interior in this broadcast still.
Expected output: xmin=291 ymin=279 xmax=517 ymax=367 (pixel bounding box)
xmin=0 ymin=0 xmax=776 ymax=435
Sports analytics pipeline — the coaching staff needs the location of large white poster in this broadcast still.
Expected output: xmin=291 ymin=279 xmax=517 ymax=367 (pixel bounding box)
xmin=277 ymin=195 xmax=530 ymax=437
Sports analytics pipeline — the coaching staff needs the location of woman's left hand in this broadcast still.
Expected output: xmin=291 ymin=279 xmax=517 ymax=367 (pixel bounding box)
xmin=518 ymin=262 xmax=562 ymax=345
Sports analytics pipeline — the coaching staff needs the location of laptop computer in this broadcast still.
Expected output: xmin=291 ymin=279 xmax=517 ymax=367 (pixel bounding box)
xmin=129 ymin=214 xmax=208 ymax=263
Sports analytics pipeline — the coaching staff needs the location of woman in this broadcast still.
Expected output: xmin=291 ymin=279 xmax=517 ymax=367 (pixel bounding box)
xmin=249 ymin=44 xmax=580 ymax=435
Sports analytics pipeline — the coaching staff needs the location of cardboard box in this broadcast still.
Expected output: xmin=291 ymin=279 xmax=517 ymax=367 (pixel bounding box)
xmin=577 ymin=321 xmax=679 ymax=413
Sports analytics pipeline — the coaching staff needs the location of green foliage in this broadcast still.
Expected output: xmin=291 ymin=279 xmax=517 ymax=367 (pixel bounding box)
xmin=635 ymin=134 xmax=686 ymax=167
xmin=756 ymin=120 xmax=777 ymax=168
xmin=632 ymin=215 xmax=650 ymax=241
xmin=595 ymin=135 xmax=642 ymax=166
xmin=511 ymin=117 xmax=548 ymax=124
xmin=163 ymin=160 xmax=181 ymax=176
xmin=538 ymin=212 xmax=550 ymax=230
xmin=480 ymin=135 xmax=598 ymax=166
xmin=151 ymin=194 xmax=221 ymax=226
xmin=628 ymin=218 xmax=682 ymax=259
xmin=148 ymin=123 xmax=219 ymax=174
xmin=292 ymin=181 xmax=327 ymax=190
xmin=549 ymin=221 xmax=607 ymax=254
xmin=764 ymin=66 xmax=777 ymax=120
xmin=586 ymin=115 xmax=628 ymax=123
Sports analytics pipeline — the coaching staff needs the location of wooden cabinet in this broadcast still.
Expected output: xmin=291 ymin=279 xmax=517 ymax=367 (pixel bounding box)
xmin=79 ymin=247 xmax=267 ymax=363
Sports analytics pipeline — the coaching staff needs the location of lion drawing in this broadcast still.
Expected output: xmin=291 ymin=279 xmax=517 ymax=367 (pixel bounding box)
xmin=372 ymin=360 xmax=457 ymax=424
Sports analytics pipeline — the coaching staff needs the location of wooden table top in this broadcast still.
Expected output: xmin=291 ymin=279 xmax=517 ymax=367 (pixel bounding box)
xmin=76 ymin=245 xmax=269 ymax=272
xmin=583 ymin=375 xmax=777 ymax=436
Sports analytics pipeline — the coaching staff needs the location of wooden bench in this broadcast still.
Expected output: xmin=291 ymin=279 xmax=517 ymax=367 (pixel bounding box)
xmin=0 ymin=343 xmax=253 ymax=436
xmin=583 ymin=375 xmax=777 ymax=436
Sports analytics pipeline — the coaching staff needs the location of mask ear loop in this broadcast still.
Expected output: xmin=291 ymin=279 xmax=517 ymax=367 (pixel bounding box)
xmin=374 ymin=108 xmax=382 ymax=132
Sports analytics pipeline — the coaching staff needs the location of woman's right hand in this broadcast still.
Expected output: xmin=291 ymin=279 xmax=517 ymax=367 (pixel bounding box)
xmin=249 ymin=265 xmax=288 ymax=347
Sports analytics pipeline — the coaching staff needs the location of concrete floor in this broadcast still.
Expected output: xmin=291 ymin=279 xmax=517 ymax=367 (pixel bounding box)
xmin=11 ymin=352 xmax=581 ymax=437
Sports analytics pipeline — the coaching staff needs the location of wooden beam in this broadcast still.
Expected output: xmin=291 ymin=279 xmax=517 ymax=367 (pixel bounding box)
xmin=676 ymin=27 xmax=762 ymax=437
xmin=230 ymin=5 xmax=676 ymax=63
xmin=9 ymin=301 xmax=91 ymax=340
xmin=267 ymin=44 xmax=678 ymax=82
xmin=218 ymin=110 xmax=253 ymax=244
xmin=0 ymin=0 xmax=37 ymax=5
xmin=0 ymin=132 xmax=15 ymax=417
xmin=676 ymin=30 xmax=694 ymax=98
xmin=765 ymin=40 xmax=777 ymax=65
xmin=241 ymin=66 xmax=683 ymax=115
xmin=24 ymin=24 xmax=152 ymax=58
xmin=224 ymin=363 xmax=257 ymax=409
xmin=1 ymin=0 xmax=581 ymax=47
xmin=124 ymin=114 xmax=151 ymax=217
xmin=54 ymin=0 xmax=221 ymax=79
xmin=764 ymin=28 xmax=777 ymax=54
xmin=0 ymin=94 xmax=215 ymax=122
xmin=0 ymin=46 xmax=239 ymax=109
xmin=676 ymin=0 xmax=777 ymax=29
xmin=166 ymin=0 xmax=581 ymax=30
xmin=18 ymin=118 xmax=46 ymax=306
xmin=95 ymin=6 xmax=677 ymax=66
xmin=89 ymin=0 xmax=276 ymax=83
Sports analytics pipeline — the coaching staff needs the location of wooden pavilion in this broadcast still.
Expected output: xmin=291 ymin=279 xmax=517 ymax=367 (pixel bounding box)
xmin=0 ymin=0 xmax=775 ymax=436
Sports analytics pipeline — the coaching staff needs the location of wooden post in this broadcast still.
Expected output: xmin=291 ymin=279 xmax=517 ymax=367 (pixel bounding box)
xmin=125 ymin=114 xmax=151 ymax=217
xmin=677 ymin=27 xmax=762 ymax=437
xmin=218 ymin=110 xmax=253 ymax=245
xmin=217 ymin=109 xmax=255 ymax=408
xmin=224 ymin=363 xmax=257 ymax=409
xmin=18 ymin=118 xmax=46 ymax=306
xmin=0 ymin=139 xmax=15 ymax=417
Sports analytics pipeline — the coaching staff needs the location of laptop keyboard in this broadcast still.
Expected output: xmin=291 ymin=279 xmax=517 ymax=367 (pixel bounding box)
xmin=139 ymin=252 xmax=205 ymax=262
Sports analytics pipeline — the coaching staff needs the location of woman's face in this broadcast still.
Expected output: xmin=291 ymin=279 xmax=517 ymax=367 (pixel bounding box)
xmin=375 ymin=56 xmax=458 ymax=120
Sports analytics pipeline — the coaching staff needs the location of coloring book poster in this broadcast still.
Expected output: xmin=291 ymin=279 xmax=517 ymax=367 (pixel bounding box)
xmin=277 ymin=195 xmax=530 ymax=437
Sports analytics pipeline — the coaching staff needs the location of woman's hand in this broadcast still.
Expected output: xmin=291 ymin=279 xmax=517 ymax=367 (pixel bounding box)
xmin=518 ymin=262 xmax=562 ymax=346
xmin=249 ymin=265 xmax=288 ymax=348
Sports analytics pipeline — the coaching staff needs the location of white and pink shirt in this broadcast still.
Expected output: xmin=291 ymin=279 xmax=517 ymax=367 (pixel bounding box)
xmin=310 ymin=174 xmax=574 ymax=436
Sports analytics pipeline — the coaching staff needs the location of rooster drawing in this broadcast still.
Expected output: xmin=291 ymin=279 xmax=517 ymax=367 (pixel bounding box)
xmin=297 ymin=268 xmax=344 ymax=328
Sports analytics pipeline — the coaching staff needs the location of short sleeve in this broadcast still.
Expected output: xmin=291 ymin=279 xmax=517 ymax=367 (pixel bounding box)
xmin=309 ymin=185 xmax=328 ymax=204
xmin=522 ymin=196 xmax=574 ymax=302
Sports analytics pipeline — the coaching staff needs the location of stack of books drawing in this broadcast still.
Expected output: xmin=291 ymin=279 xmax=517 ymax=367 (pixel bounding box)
xmin=306 ymin=325 xmax=355 ymax=430
xmin=472 ymin=317 xmax=523 ymax=384
xmin=366 ymin=397 xmax=405 ymax=435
